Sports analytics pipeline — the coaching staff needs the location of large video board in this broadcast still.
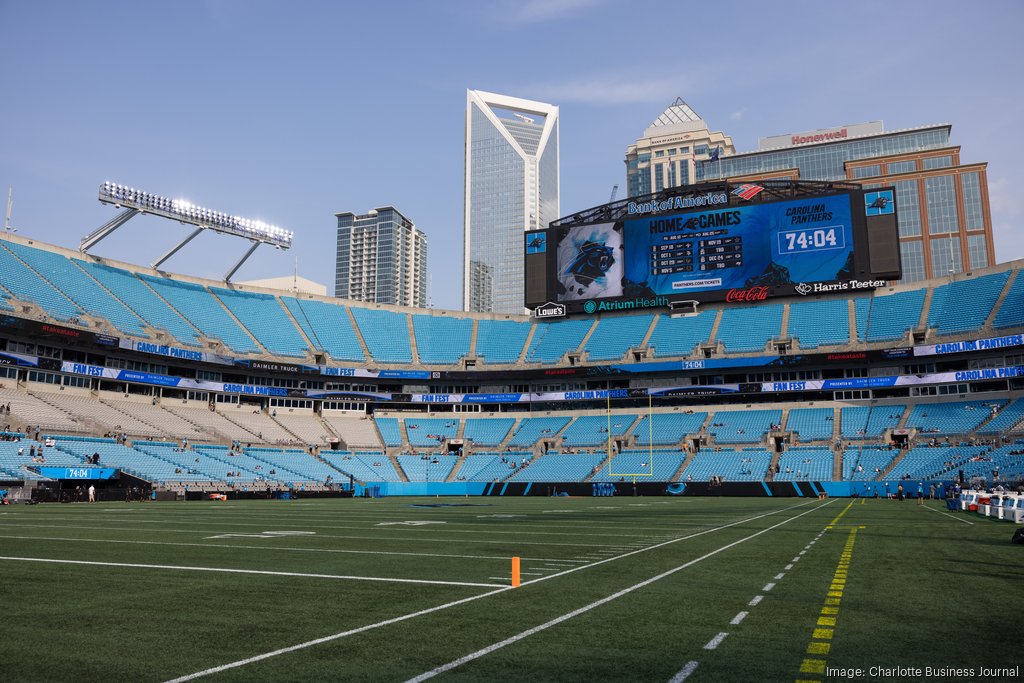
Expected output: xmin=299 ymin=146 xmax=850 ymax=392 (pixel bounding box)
xmin=527 ymin=182 xmax=900 ymax=315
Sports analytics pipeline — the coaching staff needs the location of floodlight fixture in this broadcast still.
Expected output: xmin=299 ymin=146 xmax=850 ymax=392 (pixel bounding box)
xmin=93 ymin=182 xmax=293 ymax=249
xmin=85 ymin=181 xmax=294 ymax=282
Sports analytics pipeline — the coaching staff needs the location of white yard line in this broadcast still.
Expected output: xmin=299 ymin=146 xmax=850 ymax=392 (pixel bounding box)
xmin=703 ymin=632 xmax=728 ymax=650
xmin=667 ymin=660 xmax=699 ymax=683
xmin=401 ymin=503 xmax=826 ymax=683
xmin=748 ymin=595 xmax=763 ymax=607
xmin=0 ymin=555 xmax=504 ymax=588
xmin=0 ymin=533 xmax=577 ymax=563
xmin=729 ymin=611 xmax=748 ymax=625
xmin=921 ymin=504 xmax=974 ymax=525
xmin=163 ymin=501 xmax=829 ymax=683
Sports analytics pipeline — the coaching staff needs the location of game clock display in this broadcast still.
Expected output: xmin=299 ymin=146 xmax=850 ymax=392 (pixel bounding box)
xmin=622 ymin=194 xmax=854 ymax=295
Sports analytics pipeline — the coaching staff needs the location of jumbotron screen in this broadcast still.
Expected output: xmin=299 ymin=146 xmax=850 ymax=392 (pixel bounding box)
xmin=525 ymin=181 xmax=900 ymax=316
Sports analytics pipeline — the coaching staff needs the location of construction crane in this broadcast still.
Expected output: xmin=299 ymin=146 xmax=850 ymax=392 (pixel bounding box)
xmin=609 ymin=184 xmax=619 ymax=203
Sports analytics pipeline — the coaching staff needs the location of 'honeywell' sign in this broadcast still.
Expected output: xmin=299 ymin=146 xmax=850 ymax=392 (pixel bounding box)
xmin=758 ymin=121 xmax=884 ymax=150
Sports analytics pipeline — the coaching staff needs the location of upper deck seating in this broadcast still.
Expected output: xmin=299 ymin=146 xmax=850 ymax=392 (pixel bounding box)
xmin=716 ymin=305 xmax=784 ymax=353
xmin=647 ymin=312 xmax=715 ymax=358
xmin=525 ymin=319 xmax=592 ymax=363
xmin=0 ymin=241 xmax=82 ymax=322
xmin=281 ymin=297 xmax=366 ymax=362
xmin=475 ymin=320 xmax=531 ymax=364
xmin=211 ymin=288 xmax=309 ymax=358
xmin=582 ymin=315 xmax=653 ymax=361
xmin=927 ymin=271 xmax=1010 ymax=335
xmin=788 ymin=299 xmax=850 ymax=348
xmin=855 ymin=289 xmax=926 ymax=342
xmin=349 ymin=308 xmax=412 ymax=364
xmin=411 ymin=315 xmax=473 ymax=365
xmin=139 ymin=275 xmax=260 ymax=354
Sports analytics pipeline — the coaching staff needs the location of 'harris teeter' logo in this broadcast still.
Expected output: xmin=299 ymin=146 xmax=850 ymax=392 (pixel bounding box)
xmin=583 ymin=300 xmax=598 ymax=314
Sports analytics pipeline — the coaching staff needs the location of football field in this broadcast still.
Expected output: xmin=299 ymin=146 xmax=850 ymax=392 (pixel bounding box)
xmin=1 ymin=496 xmax=1021 ymax=682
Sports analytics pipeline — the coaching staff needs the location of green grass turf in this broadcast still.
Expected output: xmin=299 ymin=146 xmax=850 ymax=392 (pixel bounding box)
xmin=0 ymin=496 xmax=1021 ymax=682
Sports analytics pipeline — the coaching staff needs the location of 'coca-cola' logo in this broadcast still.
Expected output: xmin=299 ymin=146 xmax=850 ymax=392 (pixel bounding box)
xmin=725 ymin=286 xmax=769 ymax=303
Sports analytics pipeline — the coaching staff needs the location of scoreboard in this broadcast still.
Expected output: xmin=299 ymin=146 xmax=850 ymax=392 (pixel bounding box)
xmin=525 ymin=181 xmax=901 ymax=315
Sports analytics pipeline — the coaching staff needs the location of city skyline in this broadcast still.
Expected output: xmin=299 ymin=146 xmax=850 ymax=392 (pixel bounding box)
xmin=1 ymin=0 xmax=1022 ymax=312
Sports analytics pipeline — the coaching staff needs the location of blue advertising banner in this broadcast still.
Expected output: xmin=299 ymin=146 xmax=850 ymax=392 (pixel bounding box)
xmin=37 ymin=467 xmax=118 ymax=480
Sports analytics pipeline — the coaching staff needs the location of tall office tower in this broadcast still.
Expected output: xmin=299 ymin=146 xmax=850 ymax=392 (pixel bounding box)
xmin=695 ymin=122 xmax=995 ymax=282
xmin=624 ymin=97 xmax=735 ymax=198
xmin=335 ymin=206 xmax=427 ymax=308
xmin=464 ymin=90 xmax=559 ymax=313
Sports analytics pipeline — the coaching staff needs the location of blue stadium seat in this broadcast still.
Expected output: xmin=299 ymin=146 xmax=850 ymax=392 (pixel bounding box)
xmin=647 ymin=312 xmax=716 ymax=358
xmin=927 ymin=271 xmax=1009 ymax=335
xmin=350 ymin=308 xmax=412 ymax=363
xmin=508 ymin=416 xmax=571 ymax=447
xmin=463 ymin=418 xmax=515 ymax=446
xmin=526 ymin=319 xmax=592 ymax=363
xmin=139 ymin=274 xmax=260 ymax=354
xmin=716 ymin=305 xmax=784 ymax=353
xmin=787 ymin=408 xmax=834 ymax=441
xmin=4 ymin=242 xmax=148 ymax=337
xmin=993 ymin=272 xmax=1024 ymax=330
xmin=282 ymin=297 xmax=365 ymax=362
xmin=855 ymin=289 xmax=926 ymax=342
xmin=708 ymin=409 xmax=781 ymax=444
xmin=633 ymin=411 xmax=707 ymax=446
xmin=76 ymin=260 xmax=202 ymax=346
xmin=475 ymin=319 xmax=531 ymax=364
xmin=582 ymin=315 xmax=653 ymax=361
xmin=841 ymin=405 xmax=905 ymax=439
xmin=0 ymin=242 xmax=83 ymax=322
xmin=788 ymin=299 xmax=850 ymax=348
xmin=211 ymin=287 xmax=309 ymax=358
xmin=412 ymin=314 xmax=473 ymax=364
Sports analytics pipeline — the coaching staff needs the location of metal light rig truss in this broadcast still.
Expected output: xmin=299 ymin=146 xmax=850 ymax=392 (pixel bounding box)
xmin=83 ymin=182 xmax=293 ymax=282
xmin=550 ymin=179 xmax=863 ymax=228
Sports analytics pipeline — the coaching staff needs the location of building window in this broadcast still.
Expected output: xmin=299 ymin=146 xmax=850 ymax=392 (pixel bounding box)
xmin=925 ymin=175 xmax=959 ymax=235
xmin=893 ymin=180 xmax=921 ymax=237
xmin=694 ymin=144 xmax=709 ymax=156
xmin=961 ymin=171 xmax=984 ymax=230
xmin=930 ymin=236 xmax=963 ymax=276
xmin=851 ymin=164 xmax=881 ymax=179
xmin=923 ymin=156 xmax=953 ymax=170
xmin=666 ymin=148 xmax=677 ymax=155
xmin=654 ymin=150 xmax=665 ymax=157
xmin=655 ymin=163 xmax=664 ymax=192
xmin=667 ymin=162 xmax=677 ymax=188
xmin=899 ymin=240 xmax=926 ymax=283
xmin=967 ymin=234 xmax=988 ymax=270
xmin=887 ymin=160 xmax=917 ymax=174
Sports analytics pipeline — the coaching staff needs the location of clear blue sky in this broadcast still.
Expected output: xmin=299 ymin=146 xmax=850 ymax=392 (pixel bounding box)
xmin=2 ymin=0 xmax=1022 ymax=311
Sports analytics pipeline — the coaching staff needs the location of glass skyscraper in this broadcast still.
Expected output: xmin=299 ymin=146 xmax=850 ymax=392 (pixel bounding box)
xmin=335 ymin=207 xmax=427 ymax=308
xmin=464 ymin=90 xmax=559 ymax=313
xmin=692 ymin=123 xmax=994 ymax=282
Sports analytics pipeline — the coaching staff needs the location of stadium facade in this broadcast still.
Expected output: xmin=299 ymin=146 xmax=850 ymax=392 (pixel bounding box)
xmin=464 ymin=90 xmax=559 ymax=314
xmin=334 ymin=206 xmax=427 ymax=307
xmin=0 ymin=203 xmax=1022 ymax=498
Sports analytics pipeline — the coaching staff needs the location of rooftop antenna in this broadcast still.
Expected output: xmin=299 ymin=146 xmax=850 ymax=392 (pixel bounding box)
xmin=4 ymin=187 xmax=14 ymax=233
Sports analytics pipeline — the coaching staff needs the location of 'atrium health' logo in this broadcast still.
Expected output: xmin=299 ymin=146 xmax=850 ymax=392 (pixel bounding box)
xmin=583 ymin=300 xmax=598 ymax=314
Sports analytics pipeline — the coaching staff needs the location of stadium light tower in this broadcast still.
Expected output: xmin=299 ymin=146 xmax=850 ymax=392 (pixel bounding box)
xmin=83 ymin=182 xmax=293 ymax=281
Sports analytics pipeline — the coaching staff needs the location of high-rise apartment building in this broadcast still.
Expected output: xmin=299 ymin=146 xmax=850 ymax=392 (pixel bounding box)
xmin=335 ymin=206 xmax=427 ymax=308
xmin=694 ymin=122 xmax=994 ymax=282
xmin=624 ymin=98 xmax=735 ymax=198
xmin=464 ymin=90 xmax=559 ymax=313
